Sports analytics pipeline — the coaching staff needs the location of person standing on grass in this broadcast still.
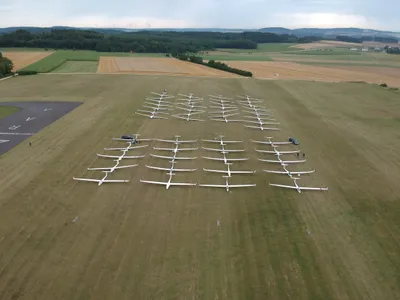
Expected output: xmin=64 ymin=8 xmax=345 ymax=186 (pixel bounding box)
xmin=29 ymin=142 xmax=31 ymax=146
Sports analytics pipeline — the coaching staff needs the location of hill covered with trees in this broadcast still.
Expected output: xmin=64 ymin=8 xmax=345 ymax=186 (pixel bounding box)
xmin=0 ymin=29 xmax=304 ymax=53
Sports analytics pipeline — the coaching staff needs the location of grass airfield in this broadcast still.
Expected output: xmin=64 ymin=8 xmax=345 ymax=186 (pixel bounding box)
xmin=0 ymin=74 xmax=400 ymax=299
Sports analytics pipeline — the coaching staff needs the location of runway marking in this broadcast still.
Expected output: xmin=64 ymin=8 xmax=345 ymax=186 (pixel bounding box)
xmin=26 ymin=117 xmax=36 ymax=122
xmin=0 ymin=132 xmax=34 ymax=136
xmin=0 ymin=139 xmax=10 ymax=144
xmin=8 ymin=125 xmax=21 ymax=130
xmin=44 ymin=108 xmax=52 ymax=112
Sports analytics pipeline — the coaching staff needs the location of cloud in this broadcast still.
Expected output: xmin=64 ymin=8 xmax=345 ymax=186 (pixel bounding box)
xmin=0 ymin=0 xmax=399 ymax=31
xmin=271 ymin=13 xmax=378 ymax=29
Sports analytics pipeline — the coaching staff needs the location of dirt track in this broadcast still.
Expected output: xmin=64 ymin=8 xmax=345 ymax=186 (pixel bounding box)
xmin=97 ymin=57 xmax=239 ymax=78
xmin=223 ymin=61 xmax=400 ymax=87
xmin=2 ymin=52 xmax=53 ymax=71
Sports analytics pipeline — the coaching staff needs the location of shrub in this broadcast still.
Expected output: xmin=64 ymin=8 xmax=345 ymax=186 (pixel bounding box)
xmin=380 ymin=83 xmax=388 ymax=87
xmin=17 ymin=70 xmax=38 ymax=76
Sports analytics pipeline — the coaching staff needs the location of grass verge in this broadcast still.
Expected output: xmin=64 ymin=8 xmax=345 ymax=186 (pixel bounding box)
xmin=0 ymin=105 xmax=20 ymax=120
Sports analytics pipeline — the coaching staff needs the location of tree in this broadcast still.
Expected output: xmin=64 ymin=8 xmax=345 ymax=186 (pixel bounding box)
xmin=0 ymin=55 xmax=13 ymax=76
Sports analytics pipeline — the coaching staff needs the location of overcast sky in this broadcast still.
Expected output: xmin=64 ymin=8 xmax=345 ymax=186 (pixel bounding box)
xmin=0 ymin=0 xmax=399 ymax=31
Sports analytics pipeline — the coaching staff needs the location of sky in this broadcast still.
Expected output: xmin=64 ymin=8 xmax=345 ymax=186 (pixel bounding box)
xmin=0 ymin=0 xmax=399 ymax=31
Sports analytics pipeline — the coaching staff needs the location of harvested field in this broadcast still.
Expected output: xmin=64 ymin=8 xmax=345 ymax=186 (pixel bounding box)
xmin=321 ymin=65 xmax=400 ymax=78
xmin=223 ymin=61 xmax=400 ymax=86
xmin=292 ymin=40 xmax=360 ymax=49
xmin=97 ymin=57 xmax=238 ymax=77
xmin=2 ymin=51 xmax=53 ymax=71
xmin=0 ymin=74 xmax=400 ymax=299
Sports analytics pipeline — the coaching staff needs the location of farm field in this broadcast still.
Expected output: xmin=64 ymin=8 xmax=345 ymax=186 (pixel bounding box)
xmin=319 ymin=65 xmax=400 ymax=77
xmin=52 ymin=61 xmax=98 ymax=73
xmin=97 ymin=57 xmax=239 ymax=77
xmin=0 ymin=74 xmax=400 ymax=299
xmin=2 ymin=51 xmax=53 ymax=71
xmin=222 ymin=61 xmax=400 ymax=86
xmin=216 ymin=43 xmax=301 ymax=53
xmin=292 ymin=40 xmax=361 ymax=49
xmin=19 ymin=50 xmax=166 ymax=73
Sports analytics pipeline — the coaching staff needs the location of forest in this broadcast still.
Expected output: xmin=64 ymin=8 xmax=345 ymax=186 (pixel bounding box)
xmin=0 ymin=29 xmax=306 ymax=53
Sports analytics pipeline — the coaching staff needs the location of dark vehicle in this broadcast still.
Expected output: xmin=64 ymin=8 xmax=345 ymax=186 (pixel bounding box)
xmin=289 ymin=137 xmax=299 ymax=145
xmin=121 ymin=135 xmax=133 ymax=140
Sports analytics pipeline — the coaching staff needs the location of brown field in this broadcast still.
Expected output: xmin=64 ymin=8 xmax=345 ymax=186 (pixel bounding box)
xmin=269 ymin=56 xmax=400 ymax=66
xmin=97 ymin=57 xmax=239 ymax=77
xmin=321 ymin=65 xmax=400 ymax=77
xmin=222 ymin=61 xmax=400 ymax=86
xmin=363 ymin=41 xmax=400 ymax=48
xmin=2 ymin=51 xmax=53 ymax=71
xmin=292 ymin=40 xmax=361 ymax=49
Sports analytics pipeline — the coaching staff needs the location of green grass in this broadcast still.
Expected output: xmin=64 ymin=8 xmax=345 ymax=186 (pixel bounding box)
xmin=217 ymin=43 xmax=300 ymax=53
xmin=285 ymin=49 xmax=362 ymax=55
xmin=202 ymin=54 xmax=273 ymax=61
xmin=0 ymin=105 xmax=20 ymax=119
xmin=52 ymin=61 xmax=99 ymax=73
xmin=0 ymin=47 xmax=50 ymax=52
xmin=18 ymin=50 xmax=167 ymax=73
xmin=296 ymin=61 xmax=400 ymax=68
xmin=271 ymin=53 xmax=375 ymax=62
xmin=0 ymin=75 xmax=400 ymax=299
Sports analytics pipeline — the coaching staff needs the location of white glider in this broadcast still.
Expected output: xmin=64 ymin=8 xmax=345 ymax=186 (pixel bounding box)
xmin=258 ymin=158 xmax=306 ymax=164
xmin=203 ymin=163 xmax=255 ymax=177
xmin=98 ymin=153 xmax=145 ymax=159
xmin=245 ymin=125 xmax=281 ymax=131
xmin=255 ymin=148 xmax=299 ymax=155
xmin=104 ymin=145 xmax=148 ymax=151
xmin=252 ymin=138 xmax=292 ymax=145
xmin=264 ymin=164 xmax=315 ymax=178
xmin=157 ymin=135 xmax=197 ymax=144
xmin=270 ymin=178 xmax=328 ymax=193
xmin=113 ymin=134 xmax=153 ymax=142
xmin=202 ymin=146 xmax=245 ymax=153
xmin=202 ymin=136 xmax=242 ymax=144
xmin=73 ymin=172 xmax=129 ymax=186
xmin=151 ymin=153 xmax=197 ymax=160
xmin=88 ymin=162 xmax=138 ymax=172
xmin=199 ymin=176 xmax=256 ymax=192
xmin=140 ymin=174 xmax=196 ymax=189
xmin=203 ymin=156 xmax=249 ymax=163
xmin=153 ymin=145 xmax=198 ymax=153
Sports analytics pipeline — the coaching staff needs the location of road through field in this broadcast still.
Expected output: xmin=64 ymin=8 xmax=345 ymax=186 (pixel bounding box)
xmin=0 ymin=75 xmax=400 ymax=299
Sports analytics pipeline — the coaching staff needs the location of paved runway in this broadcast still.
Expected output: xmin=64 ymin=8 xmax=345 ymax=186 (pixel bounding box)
xmin=0 ymin=101 xmax=82 ymax=155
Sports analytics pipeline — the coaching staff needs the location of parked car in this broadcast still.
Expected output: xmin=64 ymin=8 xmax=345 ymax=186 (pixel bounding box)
xmin=289 ymin=137 xmax=299 ymax=145
xmin=121 ymin=135 xmax=133 ymax=140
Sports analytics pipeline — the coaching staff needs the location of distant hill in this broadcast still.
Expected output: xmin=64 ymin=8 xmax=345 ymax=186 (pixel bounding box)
xmin=259 ymin=27 xmax=400 ymax=39
xmin=1 ymin=26 xmax=399 ymax=41
xmin=0 ymin=26 xmax=252 ymax=34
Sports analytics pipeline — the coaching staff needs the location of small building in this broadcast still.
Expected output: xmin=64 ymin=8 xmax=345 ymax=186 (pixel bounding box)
xmin=350 ymin=48 xmax=358 ymax=51
xmin=361 ymin=48 xmax=369 ymax=52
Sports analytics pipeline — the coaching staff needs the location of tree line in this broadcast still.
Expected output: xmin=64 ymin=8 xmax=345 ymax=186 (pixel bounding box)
xmin=173 ymin=53 xmax=252 ymax=77
xmin=0 ymin=29 xmax=311 ymax=53
xmin=0 ymin=52 xmax=13 ymax=77
xmin=385 ymin=46 xmax=400 ymax=54
xmin=336 ymin=35 xmax=398 ymax=44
